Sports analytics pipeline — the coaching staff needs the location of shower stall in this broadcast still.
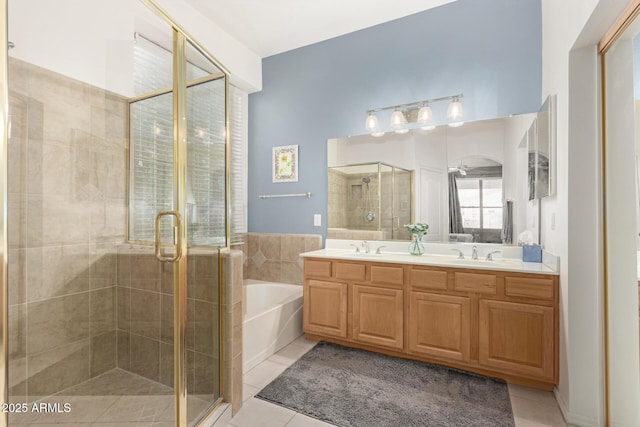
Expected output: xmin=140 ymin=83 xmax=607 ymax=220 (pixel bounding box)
xmin=1 ymin=0 xmax=229 ymax=425
xmin=327 ymin=162 xmax=413 ymax=241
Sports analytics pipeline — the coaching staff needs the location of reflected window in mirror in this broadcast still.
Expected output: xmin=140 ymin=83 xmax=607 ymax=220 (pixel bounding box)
xmin=449 ymin=162 xmax=503 ymax=244
xmin=456 ymin=176 xmax=503 ymax=243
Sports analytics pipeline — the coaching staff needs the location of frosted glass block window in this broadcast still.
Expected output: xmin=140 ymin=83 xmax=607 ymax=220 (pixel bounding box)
xmin=128 ymin=36 xmax=228 ymax=246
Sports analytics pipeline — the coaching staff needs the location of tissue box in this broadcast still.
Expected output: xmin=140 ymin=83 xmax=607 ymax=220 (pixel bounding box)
xmin=522 ymin=244 xmax=542 ymax=263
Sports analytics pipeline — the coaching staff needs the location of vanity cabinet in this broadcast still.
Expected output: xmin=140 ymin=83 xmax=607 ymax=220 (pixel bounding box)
xmin=352 ymin=284 xmax=404 ymax=350
xmin=479 ymin=299 xmax=555 ymax=381
xmin=408 ymin=292 xmax=471 ymax=361
xmin=303 ymin=279 xmax=347 ymax=338
xmin=303 ymin=257 xmax=559 ymax=390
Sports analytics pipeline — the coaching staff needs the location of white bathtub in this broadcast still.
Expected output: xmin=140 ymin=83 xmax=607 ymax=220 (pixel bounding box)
xmin=242 ymin=279 xmax=303 ymax=372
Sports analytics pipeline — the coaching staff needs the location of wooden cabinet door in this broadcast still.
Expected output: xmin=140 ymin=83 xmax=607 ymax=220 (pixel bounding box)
xmin=408 ymin=292 xmax=471 ymax=362
xmin=352 ymin=285 xmax=404 ymax=350
xmin=304 ymin=280 xmax=347 ymax=338
xmin=479 ymin=300 xmax=554 ymax=381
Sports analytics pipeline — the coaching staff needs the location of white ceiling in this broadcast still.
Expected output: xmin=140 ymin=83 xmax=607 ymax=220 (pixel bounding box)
xmin=183 ymin=0 xmax=457 ymax=58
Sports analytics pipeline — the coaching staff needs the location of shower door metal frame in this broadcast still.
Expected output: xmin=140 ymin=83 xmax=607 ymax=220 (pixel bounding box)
xmin=140 ymin=2 xmax=231 ymax=425
xmin=0 ymin=0 xmax=9 ymax=425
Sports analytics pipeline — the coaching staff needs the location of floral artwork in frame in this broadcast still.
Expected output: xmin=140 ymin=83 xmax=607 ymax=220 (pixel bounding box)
xmin=273 ymin=145 xmax=298 ymax=182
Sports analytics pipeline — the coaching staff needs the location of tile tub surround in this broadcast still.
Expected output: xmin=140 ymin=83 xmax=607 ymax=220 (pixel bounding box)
xmin=7 ymin=57 xmax=127 ymax=400
xmin=241 ymin=233 xmax=323 ymax=285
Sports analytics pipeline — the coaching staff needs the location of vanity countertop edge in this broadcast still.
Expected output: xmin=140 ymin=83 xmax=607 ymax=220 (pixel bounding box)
xmin=300 ymin=249 xmax=559 ymax=276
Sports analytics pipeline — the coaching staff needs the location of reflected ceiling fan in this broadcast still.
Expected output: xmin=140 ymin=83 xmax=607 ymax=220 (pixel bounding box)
xmin=448 ymin=162 xmax=468 ymax=176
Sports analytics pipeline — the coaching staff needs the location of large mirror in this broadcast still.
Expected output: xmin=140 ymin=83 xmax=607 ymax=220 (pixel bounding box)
xmin=327 ymin=112 xmax=540 ymax=243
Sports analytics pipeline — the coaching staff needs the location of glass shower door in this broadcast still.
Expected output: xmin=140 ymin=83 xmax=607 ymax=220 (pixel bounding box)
xmin=182 ymin=40 xmax=226 ymax=426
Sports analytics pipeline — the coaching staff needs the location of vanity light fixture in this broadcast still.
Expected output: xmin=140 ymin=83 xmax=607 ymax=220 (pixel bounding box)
xmin=390 ymin=109 xmax=407 ymax=128
xmin=365 ymin=111 xmax=380 ymax=132
xmin=417 ymin=103 xmax=436 ymax=131
xmin=447 ymin=96 xmax=464 ymax=127
xmin=365 ymin=93 xmax=463 ymax=133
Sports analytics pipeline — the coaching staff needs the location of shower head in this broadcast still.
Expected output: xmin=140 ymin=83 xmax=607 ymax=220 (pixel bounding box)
xmin=362 ymin=176 xmax=371 ymax=184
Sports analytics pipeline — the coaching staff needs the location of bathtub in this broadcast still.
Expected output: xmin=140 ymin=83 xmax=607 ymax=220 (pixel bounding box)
xmin=243 ymin=279 xmax=303 ymax=372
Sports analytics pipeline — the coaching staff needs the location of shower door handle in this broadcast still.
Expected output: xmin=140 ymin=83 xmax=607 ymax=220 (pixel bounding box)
xmin=155 ymin=210 xmax=183 ymax=262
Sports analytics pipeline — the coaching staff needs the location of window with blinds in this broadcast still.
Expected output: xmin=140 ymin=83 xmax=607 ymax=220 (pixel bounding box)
xmin=229 ymin=85 xmax=248 ymax=244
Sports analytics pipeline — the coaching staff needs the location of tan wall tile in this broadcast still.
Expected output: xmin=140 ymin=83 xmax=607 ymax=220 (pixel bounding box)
xmin=27 ymin=339 xmax=91 ymax=399
xmin=27 ymin=292 xmax=90 ymax=355
xmin=129 ymin=334 xmax=159 ymax=382
xmin=91 ymin=331 xmax=117 ymax=377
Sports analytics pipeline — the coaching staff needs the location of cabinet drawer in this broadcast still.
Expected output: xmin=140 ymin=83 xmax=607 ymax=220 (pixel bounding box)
xmin=304 ymin=259 xmax=332 ymax=277
xmin=454 ymin=272 xmax=497 ymax=294
xmin=410 ymin=268 xmax=448 ymax=290
xmin=335 ymin=262 xmax=366 ymax=281
xmin=370 ymin=265 xmax=404 ymax=287
xmin=505 ymin=277 xmax=554 ymax=300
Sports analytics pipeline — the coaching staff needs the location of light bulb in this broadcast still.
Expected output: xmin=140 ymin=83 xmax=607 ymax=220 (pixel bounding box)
xmin=417 ymin=105 xmax=433 ymax=124
xmin=390 ymin=109 xmax=406 ymax=128
xmin=365 ymin=112 xmax=379 ymax=131
xmin=447 ymin=98 xmax=463 ymax=120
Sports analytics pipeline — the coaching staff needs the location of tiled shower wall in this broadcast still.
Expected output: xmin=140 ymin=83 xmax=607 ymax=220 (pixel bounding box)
xmin=116 ymin=245 xmax=220 ymax=397
xmin=7 ymin=56 xmax=242 ymax=414
xmin=8 ymin=58 xmax=127 ymax=399
xmin=241 ymin=233 xmax=323 ymax=285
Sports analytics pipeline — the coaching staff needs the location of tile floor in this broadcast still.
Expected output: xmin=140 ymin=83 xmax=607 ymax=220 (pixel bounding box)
xmin=227 ymin=336 xmax=567 ymax=427
xmin=8 ymin=369 xmax=215 ymax=426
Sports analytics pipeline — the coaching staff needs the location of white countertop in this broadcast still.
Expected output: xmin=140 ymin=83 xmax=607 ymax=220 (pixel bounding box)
xmin=300 ymin=248 xmax=559 ymax=276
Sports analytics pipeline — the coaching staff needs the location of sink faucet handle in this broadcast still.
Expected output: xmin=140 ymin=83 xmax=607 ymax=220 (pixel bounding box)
xmin=349 ymin=244 xmax=360 ymax=253
xmin=486 ymin=250 xmax=501 ymax=261
xmin=375 ymin=245 xmax=386 ymax=254
xmin=451 ymin=249 xmax=464 ymax=259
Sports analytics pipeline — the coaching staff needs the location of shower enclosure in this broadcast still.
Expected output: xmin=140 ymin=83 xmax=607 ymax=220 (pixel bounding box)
xmin=1 ymin=0 xmax=229 ymax=425
xmin=327 ymin=162 xmax=413 ymax=240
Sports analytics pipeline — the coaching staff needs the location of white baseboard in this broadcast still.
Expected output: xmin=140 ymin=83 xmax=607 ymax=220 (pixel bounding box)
xmin=553 ymin=387 xmax=602 ymax=427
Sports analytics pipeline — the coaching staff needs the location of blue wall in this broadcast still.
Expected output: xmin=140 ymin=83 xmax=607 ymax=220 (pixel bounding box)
xmin=248 ymin=0 xmax=542 ymax=238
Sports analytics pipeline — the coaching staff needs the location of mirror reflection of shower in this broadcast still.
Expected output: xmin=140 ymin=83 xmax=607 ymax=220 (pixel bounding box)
xmin=362 ymin=175 xmax=376 ymax=222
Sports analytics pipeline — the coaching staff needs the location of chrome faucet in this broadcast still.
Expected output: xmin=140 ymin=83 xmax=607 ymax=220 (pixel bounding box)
xmin=471 ymin=245 xmax=478 ymax=260
xmin=361 ymin=240 xmax=370 ymax=254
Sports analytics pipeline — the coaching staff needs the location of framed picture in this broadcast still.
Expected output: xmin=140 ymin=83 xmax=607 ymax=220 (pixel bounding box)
xmin=272 ymin=145 xmax=298 ymax=182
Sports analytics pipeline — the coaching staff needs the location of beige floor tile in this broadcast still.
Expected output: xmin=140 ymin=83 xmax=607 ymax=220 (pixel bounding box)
xmin=243 ymin=360 xmax=287 ymax=389
xmin=242 ymin=383 xmax=259 ymax=402
xmin=511 ymin=395 xmax=566 ymax=427
xmin=95 ymin=395 xmax=174 ymax=423
xmin=292 ymin=336 xmax=317 ymax=352
xmin=508 ymin=384 xmax=558 ymax=406
xmin=268 ymin=341 xmax=314 ymax=367
xmin=228 ymin=397 xmax=295 ymax=427
xmin=285 ymin=412 xmax=336 ymax=427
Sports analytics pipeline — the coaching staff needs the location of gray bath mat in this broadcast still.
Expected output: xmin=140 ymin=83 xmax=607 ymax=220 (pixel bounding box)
xmin=256 ymin=342 xmax=515 ymax=427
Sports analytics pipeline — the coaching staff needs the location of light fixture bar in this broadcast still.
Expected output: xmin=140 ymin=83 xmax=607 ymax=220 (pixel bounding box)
xmin=366 ymin=93 xmax=463 ymax=114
